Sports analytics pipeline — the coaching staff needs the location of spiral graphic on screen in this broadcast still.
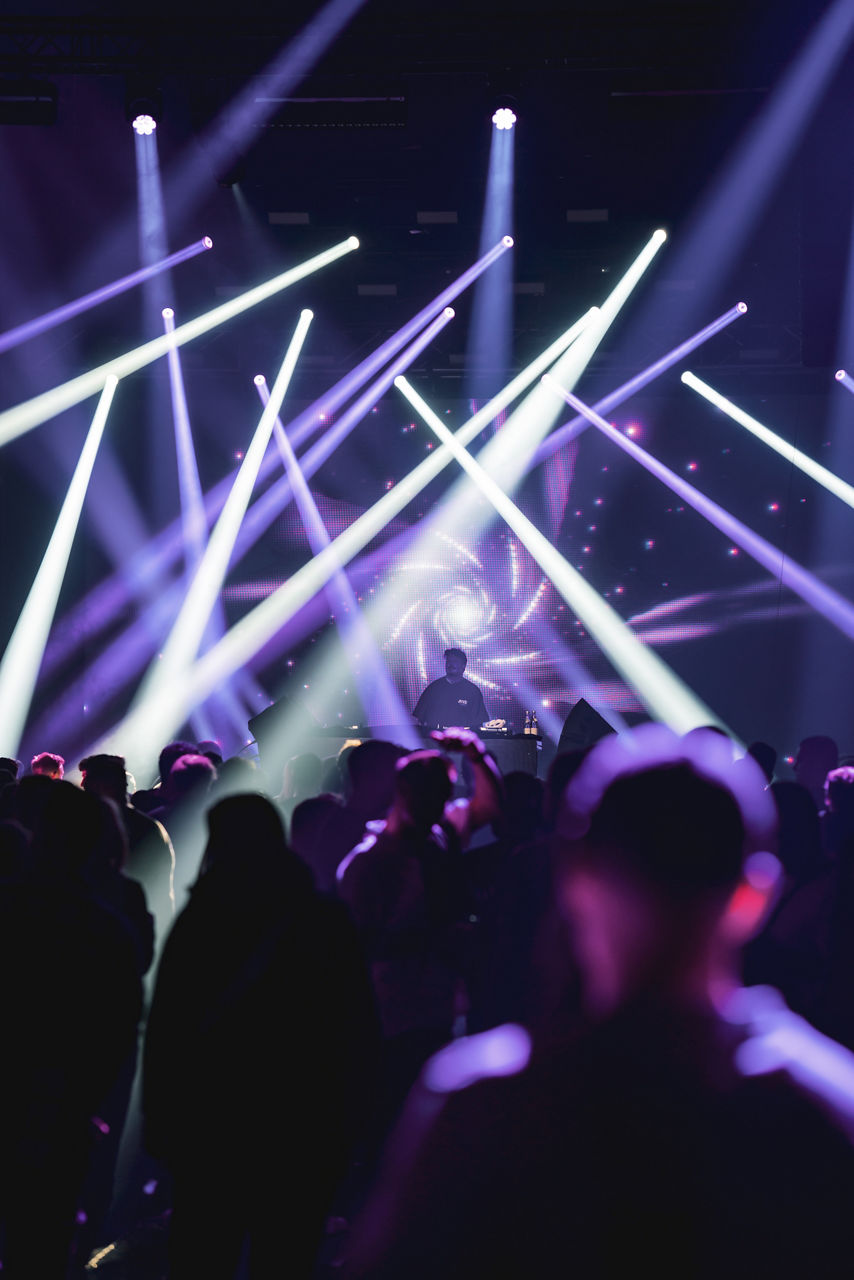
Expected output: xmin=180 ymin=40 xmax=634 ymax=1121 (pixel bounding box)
xmin=376 ymin=527 xmax=555 ymax=717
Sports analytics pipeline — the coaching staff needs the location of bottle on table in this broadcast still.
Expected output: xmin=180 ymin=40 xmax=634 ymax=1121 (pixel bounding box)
xmin=523 ymin=711 xmax=532 ymax=735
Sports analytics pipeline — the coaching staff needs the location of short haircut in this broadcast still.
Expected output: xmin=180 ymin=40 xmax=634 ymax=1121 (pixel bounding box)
xmin=79 ymin=754 xmax=128 ymax=796
xmin=826 ymin=766 xmax=854 ymax=820
xmin=158 ymin=740 xmax=197 ymax=785
xmin=560 ymin=725 xmax=775 ymax=899
xmin=396 ymin=750 xmax=454 ymax=828
xmin=444 ymin=647 xmax=466 ymax=664
xmin=31 ymin=751 xmax=64 ymax=776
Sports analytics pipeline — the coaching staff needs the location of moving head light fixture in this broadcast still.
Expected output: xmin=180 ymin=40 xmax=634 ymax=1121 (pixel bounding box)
xmin=126 ymin=75 xmax=162 ymax=135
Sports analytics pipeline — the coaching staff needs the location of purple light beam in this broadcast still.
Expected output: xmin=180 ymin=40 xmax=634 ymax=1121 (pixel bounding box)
xmin=0 ymin=238 xmax=212 ymax=357
xmin=533 ymin=302 xmax=747 ymax=465
xmin=545 ymin=382 xmax=854 ymax=643
xmin=257 ymin=378 xmax=419 ymax=742
xmin=36 ymin=309 xmax=457 ymax=744
xmin=41 ymin=238 xmax=511 ymax=679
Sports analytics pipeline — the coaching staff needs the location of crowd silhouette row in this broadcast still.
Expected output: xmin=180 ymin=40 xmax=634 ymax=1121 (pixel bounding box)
xmin=2 ymin=723 xmax=854 ymax=1277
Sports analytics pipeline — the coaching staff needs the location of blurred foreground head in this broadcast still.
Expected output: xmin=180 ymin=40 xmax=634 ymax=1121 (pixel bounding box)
xmin=557 ymin=725 xmax=778 ymax=1018
xmin=394 ymin=750 xmax=455 ymax=831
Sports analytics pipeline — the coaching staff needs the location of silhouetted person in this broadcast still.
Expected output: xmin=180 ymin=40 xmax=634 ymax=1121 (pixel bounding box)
xmin=277 ymin=751 xmax=323 ymax=825
xmin=340 ymin=739 xmax=408 ymax=852
xmin=747 ymin=739 xmax=777 ymax=783
xmin=347 ymin=726 xmax=854 ymax=1279
xmin=794 ymin=733 xmax=838 ymax=810
xmin=80 ymin=752 xmax=175 ymax=941
xmin=290 ymin=792 xmax=355 ymax=893
xmin=131 ymin=739 xmax=197 ymax=815
xmin=743 ymin=782 xmax=830 ymax=1023
xmin=150 ymin=752 xmax=216 ymax=907
xmin=30 ymin=749 xmax=64 ymax=779
xmin=338 ymin=733 xmax=500 ymax=1120
xmin=413 ymin=648 xmax=489 ymax=730
xmin=812 ymin=766 xmax=854 ymax=1049
xmin=143 ymin=795 xmax=378 ymax=1280
xmin=209 ymin=754 xmax=266 ymax=803
xmin=0 ymin=782 xmax=142 ymax=1278
xmin=467 ymin=751 xmax=587 ymax=1036
xmin=0 ymin=757 xmax=20 ymax=793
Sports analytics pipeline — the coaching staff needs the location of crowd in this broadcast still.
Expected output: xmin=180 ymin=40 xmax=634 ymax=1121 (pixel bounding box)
xmin=1 ymin=722 xmax=854 ymax=1277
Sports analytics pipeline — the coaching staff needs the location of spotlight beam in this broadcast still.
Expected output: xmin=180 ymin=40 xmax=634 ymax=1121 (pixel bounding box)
xmin=93 ymin=310 xmax=598 ymax=763
xmin=219 ymin=308 xmax=599 ymax=738
xmin=683 ymin=370 xmax=854 ymax=510
xmin=0 ymin=238 xmax=213 ymax=358
xmin=257 ymin=379 xmax=419 ymax=740
xmin=40 ymin=238 xmax=511 ymax=680
xmin=141 ymin=311 xmax=313 ymax=698
xmin=0 ymin=236 xmax=358 ymax=448
xmin=162 ymin=308 xmax=207 ymax=566
xmin=288 ymin=306 xmax=456 ymax=480
xmin=472 ymin=230 xmax=667 ymax=492
xmin=394 ymin=376 xmax=725 ymax=734
xmin=546 ymin=383 xmax=854 ymax=643
xmin=40 ymin=302 xmax=471 ymax=744
xmin=0 ymin=377 xmax=119 ymax=756
xmin=533 ymin=302 xmax=748 ymax=465
xmin=162 ymin=307 xmax=249 ymax=744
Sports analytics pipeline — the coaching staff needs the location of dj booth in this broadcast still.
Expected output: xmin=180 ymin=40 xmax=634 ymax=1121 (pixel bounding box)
xmin=293 ymin=726 xmax=543 ymax=777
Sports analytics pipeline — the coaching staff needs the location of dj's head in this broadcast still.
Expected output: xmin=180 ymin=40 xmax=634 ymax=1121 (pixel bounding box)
xmin=444 ymin=648 xmax=467 ymax=680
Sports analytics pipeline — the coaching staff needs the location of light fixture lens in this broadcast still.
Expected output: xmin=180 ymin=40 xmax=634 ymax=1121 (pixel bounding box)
xmin=836 ymin=369 xmax=847 ymax=381
xmin=203 ymin=236 xmax=213 ymax=249
xmin=492 ymin=107 xmax=516 ymax=131
xmin=161 ymin=307 xmax=174 ymax=320
xmin=253 ymin=374 xmax=266 ymax=386
xmin=132 ymin=113 xmax=157 ymax=136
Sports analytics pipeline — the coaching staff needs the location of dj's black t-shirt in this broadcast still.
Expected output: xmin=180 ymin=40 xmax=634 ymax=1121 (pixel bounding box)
xmin=413 ymin=677 xmax=489 ymax=730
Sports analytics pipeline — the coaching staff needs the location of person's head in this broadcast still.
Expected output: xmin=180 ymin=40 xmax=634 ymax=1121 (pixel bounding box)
xmin=210 ymin=755 xmax=264 ymax=802
xmin=444 ymin=648 xmax=467 ymax=681
xmin=747 ymin=740 xmax=777 ymax=784
xmin=168 ymin=753 xmax=216 ymax=803
xmin=157 ymin=740 xmax=197 ymax=789
xmin=27 ymin=780 xmax=117 ymax=876
xmin=0 ymin=757 xmax=20 ymax=779
xmin=79 ymin=753 xmax=129 ymax=805
xmin=557 ymin=725 xmax=778 ymax=1019
xmin=199 ymin=794 xmax=310 ymax=892
xmin=280 ymin=753 xmax=323 ymax=801
xmin=290 ymin=793 xmax=353 ymax=891
xmin=794 ymin=735 xmax=838 ymax=805
xmin=31 ymin=751 xmax=64 ymax=780
xmin=346 ymin=739 xmax=407 ymax=819
xmin=393 ymin=750 xmax=455 ymax=831
xmin=825 ymin=766 xmax=854 ymax=851
xmin=204 ymin=793 xmax=286 ymax=870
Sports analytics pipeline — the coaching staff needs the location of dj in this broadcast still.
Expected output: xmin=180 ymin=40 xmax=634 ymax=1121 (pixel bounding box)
xmin=413 ymin=648 xmax=489 ymax=731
